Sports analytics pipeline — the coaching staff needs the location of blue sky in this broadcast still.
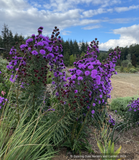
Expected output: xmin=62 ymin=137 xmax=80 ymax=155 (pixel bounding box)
xmin=0 ymin=0 xmax=139 ymax=51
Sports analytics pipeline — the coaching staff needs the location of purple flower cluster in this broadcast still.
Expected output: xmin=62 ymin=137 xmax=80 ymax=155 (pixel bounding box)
xmin=0 ymin=96 xmax=8 ymax=109
xmin=55 ymin=39 xmax=121 ymax=124
xmin=109 ymin=115 xmax=115 ymax=126
xmin=5 ymin=26 xmax=70 ymax=119
xmin=2 ymin=26 xmax=122 ymax=128
xmin=124 ymin=98 xmax=139 ymax=126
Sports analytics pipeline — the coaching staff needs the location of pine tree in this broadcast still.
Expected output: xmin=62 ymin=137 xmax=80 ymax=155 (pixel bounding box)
xmin=132 ymin=54 xmax=137 ymax=68
xmin=63 ymin=51 xmax=70 ymax=67
xmin=1 ymin=24 xmax=12 ymax=59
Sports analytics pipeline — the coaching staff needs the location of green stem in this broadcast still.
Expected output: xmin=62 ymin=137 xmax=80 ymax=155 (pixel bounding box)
xmin=32 ymin=92 xmax=35 ymax=119
xmin=16 ymin=81 xmax=20 ymax=123
xmin=71 ymin=108 xmax=80 ymax=142
xmin=75 ymin=95 xmax=95 ymax=142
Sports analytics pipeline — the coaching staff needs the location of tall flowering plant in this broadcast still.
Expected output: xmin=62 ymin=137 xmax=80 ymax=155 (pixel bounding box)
xmin=2 ymin=26 xmax=123 ymax=155
xmin=5 ymin=26 xmax=68 ymax=123
xmin=58 ymin=42 xmax=121 ymax=153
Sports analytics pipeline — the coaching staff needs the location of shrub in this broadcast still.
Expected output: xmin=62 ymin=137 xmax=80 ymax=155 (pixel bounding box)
xmin=120 ymin=66 xmax=124 ymax=72
xmin=122 ymin=97 xmax=139 ymax=129
xmin=109 ymin=95 xmax=139 ymax=118
xmin=123 ymin=67 xmax=129 ymax=73
xmin=127 ymin=62 xmax=132 ymax=69
xmin=121 ymin=60 xmax=130 ymax=68
xmin=129 ymin=68 xmax=138 ymax=73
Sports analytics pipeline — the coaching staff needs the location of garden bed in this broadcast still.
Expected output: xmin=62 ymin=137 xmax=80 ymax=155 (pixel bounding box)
xmin=50 ymin=69 xmax=139 ymax=160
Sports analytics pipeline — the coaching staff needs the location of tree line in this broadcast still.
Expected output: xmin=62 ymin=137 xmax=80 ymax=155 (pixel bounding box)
xmin=0 ymin=23 xmax=139 ymax=68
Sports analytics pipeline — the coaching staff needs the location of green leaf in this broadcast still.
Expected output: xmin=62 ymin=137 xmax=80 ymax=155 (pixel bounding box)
xmin=97 ymin=141 xmax=105 ymax=154
xmin=114 ymin=145 xmax=122 ymax=156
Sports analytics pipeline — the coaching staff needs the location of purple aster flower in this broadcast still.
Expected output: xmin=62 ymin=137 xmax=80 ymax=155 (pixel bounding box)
xmin=92 ymin=103 xmax=96 ymax=106
xmin=96 ymin=75 xmax=101 ymax=85
xmin=32 ymin=50 xmax=38 ymax=55
xmin=52 ymin=81 xmax=55 ymax=84
xmin=28 ymin=47 xmax=31 ymax=51
xmin=40 ymin=49 xmax=46 ymax=55
xmin=71 ymin=75 xmax=76 ymax=80
xmin=74 ymin=90 xmax=78 ymax=93
xmin=26 ymin=38 xmax=33 ymax=44
xmin=91 ymin=110 xmax=95 ymax=114
xmin=37 ymin=42 xmax=44 ymax=46
xmin=39 ymin=26 xmax=43 ymax=29
xmin=91 ymin=69 xmax=97 ymax=78
xmin=56 ymin=92 xmax=59 ymax=96
xmin=38 ymin=29 xmax=42 ymax=33
xmin=88 ymin=65 xmax=94 ymax=70
xmin=85 ymin=71 xmax=90 ymax=76
xmin=54 ymin=72 xmax=58 ymax=77
xmin=76 ymin=69 xmax=83 ymax=76
xmin=87 ymin=106 xmax=90 ymax=109
xmin=32 ymin=34 xmax=35 ymax=37
xmin=47 ymin=53 xmax=54 ymax=59
xmin=78 ymin=76 xmax=83 ymax=81
xmin=20 ymin=44 xmax=28 ymax=49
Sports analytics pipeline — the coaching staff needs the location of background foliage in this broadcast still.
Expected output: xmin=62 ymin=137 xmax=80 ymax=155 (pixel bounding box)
xmin=1 ymin=24 xmax=139 ymax=68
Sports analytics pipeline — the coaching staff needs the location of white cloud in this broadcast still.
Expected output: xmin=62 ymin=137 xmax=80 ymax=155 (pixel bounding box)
xmin=0 ymin=0 xmax=138 ymax=52
xmin=97 ymin=24 xmax=139 ymax=51
xmin=114 ymin=5 xmax=139 ymax=13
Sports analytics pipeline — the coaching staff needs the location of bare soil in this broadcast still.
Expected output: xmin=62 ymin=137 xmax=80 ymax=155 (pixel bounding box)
xmin=50 ymin=69 xmax=139 ymax=160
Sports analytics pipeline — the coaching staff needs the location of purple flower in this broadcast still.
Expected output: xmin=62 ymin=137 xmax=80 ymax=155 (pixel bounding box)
xmin=76 ymin=69 xmax=83 ymax=76
xmin=91 ymin=110 xmax=95 ymax=114
xmin=40 ymin=49 xmax=46 ymax=55
xmin=88 ymin=65 xmax=94 ymax=70
xmin=47 ymin=53 xmax=54 ymax=59
xmin=92 ymin=103 xmax=96 ymax=107
xmin=78 ymin=76 xmax=83 ymax=81
xmin=32 ymin=34 xmax=35 ymax=37
xmin=85 ymin=71 xmax=90 ymax=76
xmin=91 ymin=69 xmax=97 ymax=78
xmin=20 ymin=44 xmax=28 ymax=49
xmin=71 ymin=75 xmax=76 ymax=80
xmin=38 ymin=29 xmax=42 ymax=33
xmin=52 ymin=81 xmax=55 ymax=84
xmin=39 ymin=26 xmax=43 ymax=30
xmin=87 ymin=106 xmax=90 ymax=109
xmin=74 ymin=90 xmax=78 ymax=93
xmin=54 ymin=72 xmax=58 ymax=77
xmin=32 ymin=50 xmax=38 ymax=55
xmin=56 ymin=92 xmax=59 ymax=96
xmin=26 ymin=38 xmax=33 ymax=44
xmin=96 ymin=75 xmax=101 ymax=85
xmin=37 ymin=42 xmax=44 ymax=46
